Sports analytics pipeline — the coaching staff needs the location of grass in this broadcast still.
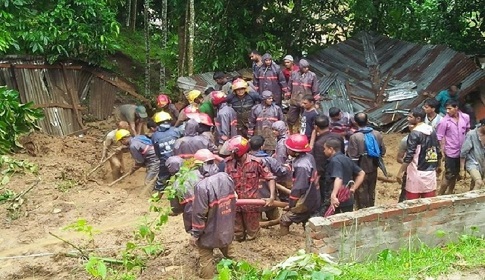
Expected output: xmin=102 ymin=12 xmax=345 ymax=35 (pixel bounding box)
xmin=339 ymin=234 xmax=485 ymax=280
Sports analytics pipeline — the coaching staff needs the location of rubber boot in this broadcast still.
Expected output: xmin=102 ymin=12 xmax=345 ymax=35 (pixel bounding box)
xmin=279 ymin=225 xmax=290 ymax=236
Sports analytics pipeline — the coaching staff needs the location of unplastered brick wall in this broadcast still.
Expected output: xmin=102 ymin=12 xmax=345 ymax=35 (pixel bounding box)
xmin=306 ymin=190 xmax=485 ymax=262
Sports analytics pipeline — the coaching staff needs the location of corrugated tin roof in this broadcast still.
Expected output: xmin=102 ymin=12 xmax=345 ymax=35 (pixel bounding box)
xmin=307 ymin=32 xmax=485 ymax=130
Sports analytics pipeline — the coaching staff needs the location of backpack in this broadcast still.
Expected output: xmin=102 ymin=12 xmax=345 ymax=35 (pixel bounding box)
xmin=360 ymin=128 xmax=381 ymax=158
xmin=134 ymin=135 xmax=153 ymax=146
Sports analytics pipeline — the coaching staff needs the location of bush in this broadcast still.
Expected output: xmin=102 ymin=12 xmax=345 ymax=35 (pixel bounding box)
xmin=0 ymin=86 xmax=44 ymax=154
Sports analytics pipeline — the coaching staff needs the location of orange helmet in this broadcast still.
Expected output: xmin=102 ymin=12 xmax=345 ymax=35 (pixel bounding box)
xmin=221 ymin=135 xmax=250 ymax=157
xmin=210 ymin=91 xmax=227 ymax=106
xmin=285 ymin=134 xmax=311 ymax=152
xmin=156 ymin=94 xmax=170 ymax=108
xmin=232 ymin=78 xmax=248 ymax=92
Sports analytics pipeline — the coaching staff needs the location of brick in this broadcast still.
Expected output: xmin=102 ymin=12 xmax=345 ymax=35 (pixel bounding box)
xmin=319 ymin=245 xmax=338 ymax=254
xmin=310 ymin=231 xmax=326 ymax=240
xmin=476 ymin=195 xmax=485 ymax=203
xmin=331 ymin=218 xmax=353 ymax=228
xmin=406 ymin=204 xmax=429 ymax=214
xmin=403 ymin=214 xmax=417 ymax=222
xmin=423 ymin=209 xmax=439 ymax=218
xmin=429 ymin=200 xmax=453 ymax=210
xmin=356 ymin=213 xmax=379 ymax=224
xmin=379 ymin=208 xmax=404 ymax=219
xmin=453 ymin=196 xmax=477 ymax=205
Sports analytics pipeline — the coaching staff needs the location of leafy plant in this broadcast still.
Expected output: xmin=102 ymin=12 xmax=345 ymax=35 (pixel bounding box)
xmin=63 ymin=218 xmax=100 ymax=241
xmin=56 ymin=179 xmax=77 ymax=192
xmin=0 ymin=189 xmax=16 ymax=203
xmin=216 ymin=250 xmax=341 ymax=280
xmin=0 ymin=86 xmax=44 ymax=155
xmin=0 ymin=155 xmax=39 ymax=186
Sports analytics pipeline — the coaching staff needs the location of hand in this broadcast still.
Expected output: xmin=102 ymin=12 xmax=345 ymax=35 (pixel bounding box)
xmin=349 ymin=187 xmax=356 ymax=194
xmin=264 ymin=198 xmax=275 ymax=207
xmin=330 ymin=196 xmax=339 ymax=208
xmin=283 ymin=205 xmax=290 ymax=211
xmin=475 ymin=179 xmax=484 ymax=188
xmin=396 ymin=175 xmax=402 ymax=185
xmin=458 ymin=170 xmax=466 ymax=181
xmin=313 ymin=95 xmax=320 ymax=101
xmin=189 ymin=236 xmax=198 ymax=247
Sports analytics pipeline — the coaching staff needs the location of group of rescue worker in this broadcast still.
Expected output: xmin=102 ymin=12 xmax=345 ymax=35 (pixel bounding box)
xmin=101 ymin=53 xmax=368 ymax=278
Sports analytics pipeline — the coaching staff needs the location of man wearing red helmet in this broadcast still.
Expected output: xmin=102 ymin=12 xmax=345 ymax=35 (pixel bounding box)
xmin=156 ymin=94 xmax=179 ymax=125
xmin=280 ymin=134 xmax=321 ymax=236
xmin=173 ymin=118 xmax=217 ymax=158
xmin=190 ymin=149 xmax=236 ymax=279
xmin=223 ymin=135 xmax=276 ymax=241
xmin=210 ymin=91 xmax=238 ymax=146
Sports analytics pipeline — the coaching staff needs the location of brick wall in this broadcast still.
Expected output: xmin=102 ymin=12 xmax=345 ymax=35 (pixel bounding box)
xmin=307 ymin=190 xmax=485 ymax=262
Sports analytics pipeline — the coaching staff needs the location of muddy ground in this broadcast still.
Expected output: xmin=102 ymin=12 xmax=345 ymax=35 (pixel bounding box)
xmin=0 ymin=121 xmax=474 ymax=280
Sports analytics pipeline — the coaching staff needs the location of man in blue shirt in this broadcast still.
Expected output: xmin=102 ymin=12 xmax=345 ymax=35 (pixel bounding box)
xmin=435 ymin=84 xmax=460 ymax=115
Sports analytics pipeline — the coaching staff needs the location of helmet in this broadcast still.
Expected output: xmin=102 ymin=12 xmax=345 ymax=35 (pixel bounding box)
xmin=115 ymin=129 xmax=131 ymax=142
xmin=285 ymin=134 xmax=311 ymax=152
xmin=232 ymin=78 xmax=248 ymax=92
xmin=221 ymin=135 xmax=250 ymax=157
xmin=187 ymin=112 xmax=214 ymax=126
xmin=153 ymin=111 xmax=172 ymax=123
xmin=187 ymin=90 xmax=202 ymax=103
xmin=156 ymin=94 xmax=170 ymax=107
xmin=194 ymin=149 xmax=216 ymax=164
xmin=210 ymin=91 xmax=227 ymax=106
xmin=183 ymin=104 xmax=199 ymax=115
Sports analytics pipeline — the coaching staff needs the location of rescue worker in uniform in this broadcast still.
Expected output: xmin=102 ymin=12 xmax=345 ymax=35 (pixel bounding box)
xmin=272 ymin=121 xmax=290 ymax=165
xmin=191 ymin=149 xmax=236 ymax=279
xmin=249 ymin=135 xmax=290 ymax=221
xmin=223 ymin=135 xmax=276 ymax=241
xmin=253 ymin=53 xmax=288 ymax=106
xmin=151 ymin=112 xmax=182 ymax=191
xmin=280 ymin=134 xmax=321 ymax=236
xmin=166 ymin=155 xmax=204 ymax=233
xmin=156 ymin=94 xmax=179 ymax=125
xmin=286 ymin=59 xmax=320 ymax=134
xmin=175 ymin=90 xmax=204 ymax=127
xmin=187 ymin=112 xmax=216 ymax=145
xmin=101 ymin=121 xmax=130 ymax=180
xmin=226 ymin=78 xmax=261 ymax=138
xmin=173 ymin=118 xmax=217 ymax=158
xmin=115 ymin=129 xmax=160 ymax=190
xmin=210 ymin=90 xmax=238 ymax=146
xmin=248 ymin=90 xmax=283 ymax=153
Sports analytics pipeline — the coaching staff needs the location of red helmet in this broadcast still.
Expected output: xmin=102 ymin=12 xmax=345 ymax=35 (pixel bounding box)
xmin=221 ymin=135 xmax=250 ymax=157
xmin=285 ymin=134 xmax=311 ymax=152
xmin=188 ymin=112 xmax=214 ymax=127
xmin=156 ymin=94 xmax=171 ymax=108
xmin=194 ymin=149 xmax=216 ymax=163
xmin=210 ymin=91 xmax=227 ymax=106
xmin=183 ymin=104 xmax=199 ymax=115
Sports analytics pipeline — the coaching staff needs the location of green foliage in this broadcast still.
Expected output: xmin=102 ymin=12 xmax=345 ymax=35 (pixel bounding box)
xmin=2 ymin=0 xmax=120 ymax=64
xmin=63 ymin=218 xmax=101 ymax=241
xmin=216 ymin=250 xmax=342 ymax=280
xmin=162 ymin=157 xmax=198 ymax=202
xmin=0 ymin=86 xmax=44 ymax=155
xmin=340 ymin=233 xmax=485 ymax=280
xmin=0 ymin=189 xmax=16 ymax=203
xmin=86 ymin=257 xmax=108 ymax=279
xmin=0 ymin=155 xmax=39 ymax=186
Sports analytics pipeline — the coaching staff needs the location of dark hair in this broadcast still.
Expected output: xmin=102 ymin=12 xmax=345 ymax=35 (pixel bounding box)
xmin=147 ymin=119 xmax=158 ymax=129
xmin=314 ymin=115 xmax=330 ymax=129
xmin=328 ymin=107 xmax=341 ymax=118
xmin=204 ymin=87 xmax=215 ymax=96
xmin=324 ymin=138 xmax=342 ymax=152
xmin=424 ymin=98 xmax=439 ymax=109
xmin=249 ymin=135 xmax=265 ymax=151
xmin=213 ymin=71 xmax=225 ymax=80
xmin=445 ymin=99 xmax=459 ymax=108
xmin=197 ymin=123 xmax=212 ymax=134
xmin=354 ymin=112 xmax=368 ymax=127
xmin=410 ymin=107 xmax=426 ymax=121
xmin=302 ymin=94 xmax=315 ymax=103
xmin=450 ymin=83 xmax=462 ymax=90
xmin=250 ymin=50 xmax=261 ymax=56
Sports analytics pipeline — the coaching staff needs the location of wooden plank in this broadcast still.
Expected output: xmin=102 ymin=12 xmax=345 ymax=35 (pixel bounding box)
xmin=0 ymin=63 xmax=83 ymax=70
xmin=33 ymin=103 xmax=86 ymax=110
xmin=61 ymin=63 xmax=85 ymax=129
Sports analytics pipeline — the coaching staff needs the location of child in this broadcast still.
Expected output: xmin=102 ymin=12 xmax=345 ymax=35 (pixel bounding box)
xmin=299 ymin=94 xmax=319 ymax=141
xmin=422 ymin=99 xmax=442 ymax=130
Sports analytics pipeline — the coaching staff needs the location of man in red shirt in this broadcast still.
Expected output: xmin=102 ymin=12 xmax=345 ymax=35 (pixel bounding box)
xmin=223 ymin=135 xmax=276 ymax=241
xmin=281 ymin=55 xmax=299 ymax=83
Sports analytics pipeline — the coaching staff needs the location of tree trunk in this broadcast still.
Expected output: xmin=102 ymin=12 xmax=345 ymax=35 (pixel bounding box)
xmin=187 ymin=0 xmax=194 ymax=75
xmin=177 ymin=3 xmax=187 ymax=77
xmin=159 ymin=0 xmax=167 ymax=90
xmin=131 ymin=0 xmax=137 ymax=32
xmin=126 ymin=0 xmax=131 ymax=27
xmin=144 ymin=0 xmax=150 ymax=96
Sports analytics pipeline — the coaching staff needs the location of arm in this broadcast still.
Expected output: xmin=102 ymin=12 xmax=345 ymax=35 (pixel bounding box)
xmin=398 ymin=132 xmax=418 ymax=178
xmin=351 ymin=170 xmax=366 ymax=192
xmin=258 ymin=161 xmax=276 ymax=205
xmin=219 ymin=112 xmax=232 ymax=142
xmin=311 ymin=73 xmax=319 ymax=96
xmin=309 ymin=129 xmax=317 ymax=149
xmin=347 ymin=134 xmax=360 ymax=161
xmin=277 ymin=68 xmax=289 ymax=93
xmin=276 ymin=106 xmax=284 ymax=121
xmin=460 ymin=132 xmax=473 ymax=172
xmin=288 ymin=166 xmax=311 ymax=208
xmin=248 ymin=106 xmax=257 ymax=136
xmin=129 ymin=122 xmax=137 ymax=136
xmin=330 ymin=177 xmax=343 ymax=207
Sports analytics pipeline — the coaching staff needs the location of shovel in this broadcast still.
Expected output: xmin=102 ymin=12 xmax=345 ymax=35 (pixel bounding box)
xmin=86 ymin=152 xmax=119 ymax=178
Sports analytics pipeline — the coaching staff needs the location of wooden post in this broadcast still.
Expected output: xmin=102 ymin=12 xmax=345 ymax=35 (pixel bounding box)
xmin=61 ymin=63 xmax=84 ymax=130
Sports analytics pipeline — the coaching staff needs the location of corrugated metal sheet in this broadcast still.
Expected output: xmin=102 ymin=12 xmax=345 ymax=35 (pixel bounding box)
xmin=0 ymin=58 xmax=124 ymax=136
xmin=177 ymin=70 xmax=252 ymax=94
xmin=306 ymin=32 xmax=485 ymax=130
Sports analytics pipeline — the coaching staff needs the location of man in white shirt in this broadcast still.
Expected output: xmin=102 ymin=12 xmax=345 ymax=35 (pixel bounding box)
xmin=423 ymin=98 xmax=442 ymax=130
